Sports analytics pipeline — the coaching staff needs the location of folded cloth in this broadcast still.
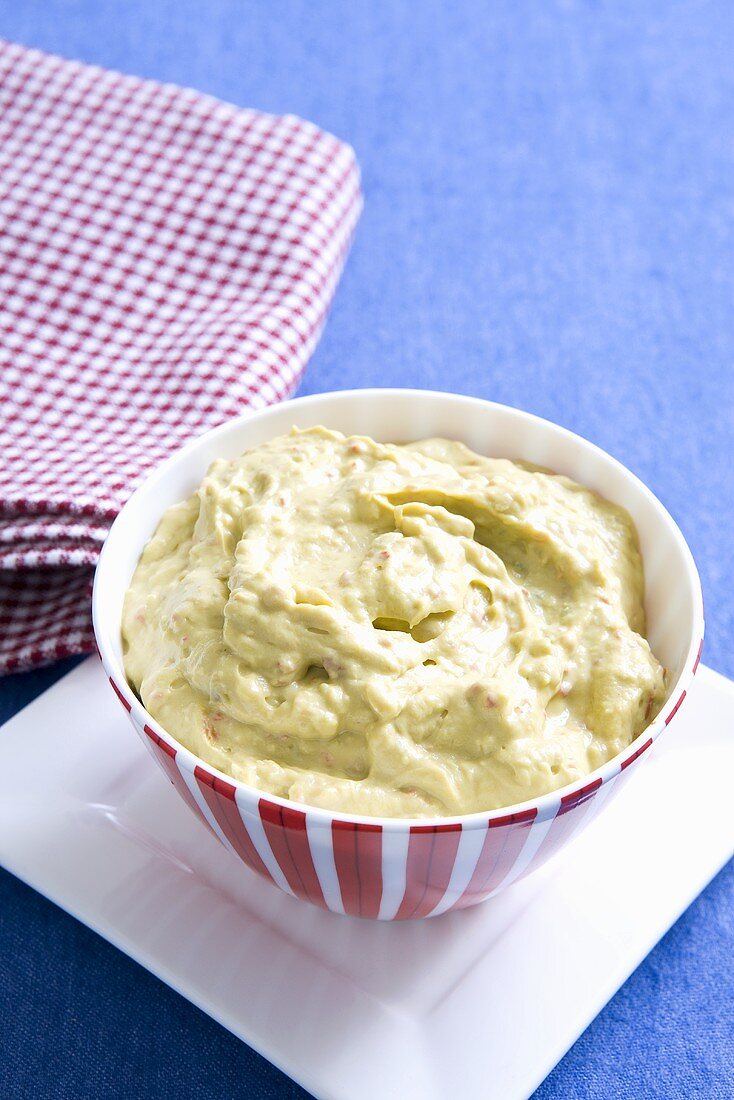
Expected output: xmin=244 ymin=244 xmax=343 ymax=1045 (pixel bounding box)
xmin=0 ymin=40 xmax=361 ymax=674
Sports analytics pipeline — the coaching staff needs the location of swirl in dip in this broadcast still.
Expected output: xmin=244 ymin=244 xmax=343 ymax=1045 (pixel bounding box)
xmin=123 ymin=427 xmax=667 ymax=818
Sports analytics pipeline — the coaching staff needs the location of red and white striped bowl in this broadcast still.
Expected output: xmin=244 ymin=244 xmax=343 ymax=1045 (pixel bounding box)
xmin=93 ymin=390 xmax=704 ymax=919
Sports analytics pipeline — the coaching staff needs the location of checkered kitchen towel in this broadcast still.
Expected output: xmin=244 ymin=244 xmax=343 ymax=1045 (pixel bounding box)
xmin=0 ymin=41 xmax=361 ymax=674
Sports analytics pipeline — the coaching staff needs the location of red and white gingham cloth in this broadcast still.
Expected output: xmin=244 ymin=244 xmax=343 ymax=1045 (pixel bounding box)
xmin=0 ymin=41 xmax=361 ymax=674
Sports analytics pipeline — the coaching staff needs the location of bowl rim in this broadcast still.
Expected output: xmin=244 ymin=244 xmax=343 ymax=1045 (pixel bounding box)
xmin=93 ymin=387 xmax=705 ymax=831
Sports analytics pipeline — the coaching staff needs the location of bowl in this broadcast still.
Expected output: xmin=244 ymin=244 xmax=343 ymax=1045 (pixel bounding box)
xmin=93 ymin=389 xmax=704 ymax=920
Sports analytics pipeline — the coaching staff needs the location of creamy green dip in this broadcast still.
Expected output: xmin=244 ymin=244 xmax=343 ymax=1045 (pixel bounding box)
xmin=123 ymin=427 xmax=667 ymax=818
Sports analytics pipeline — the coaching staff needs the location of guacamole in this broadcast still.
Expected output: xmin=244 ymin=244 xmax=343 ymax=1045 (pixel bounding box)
xmin=122 ymin=427 xmax=667 ymax=818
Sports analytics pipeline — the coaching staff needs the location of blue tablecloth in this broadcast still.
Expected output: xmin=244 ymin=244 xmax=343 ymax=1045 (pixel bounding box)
xmin=1 ymin=2 xmax=732 ymax=1097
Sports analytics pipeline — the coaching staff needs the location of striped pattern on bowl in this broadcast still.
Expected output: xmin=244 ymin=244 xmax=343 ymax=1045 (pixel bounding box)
xmin=109 ymin=645 xmax=700 ymax=919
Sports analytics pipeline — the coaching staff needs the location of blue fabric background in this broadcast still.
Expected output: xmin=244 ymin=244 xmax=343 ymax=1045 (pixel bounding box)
xmin=0 ymin=2 xmax=732 ymax=1097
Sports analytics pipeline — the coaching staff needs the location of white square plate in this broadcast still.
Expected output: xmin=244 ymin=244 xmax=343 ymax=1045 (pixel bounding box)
xmin=1 ymin=658 xmax=732 ymax=1100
